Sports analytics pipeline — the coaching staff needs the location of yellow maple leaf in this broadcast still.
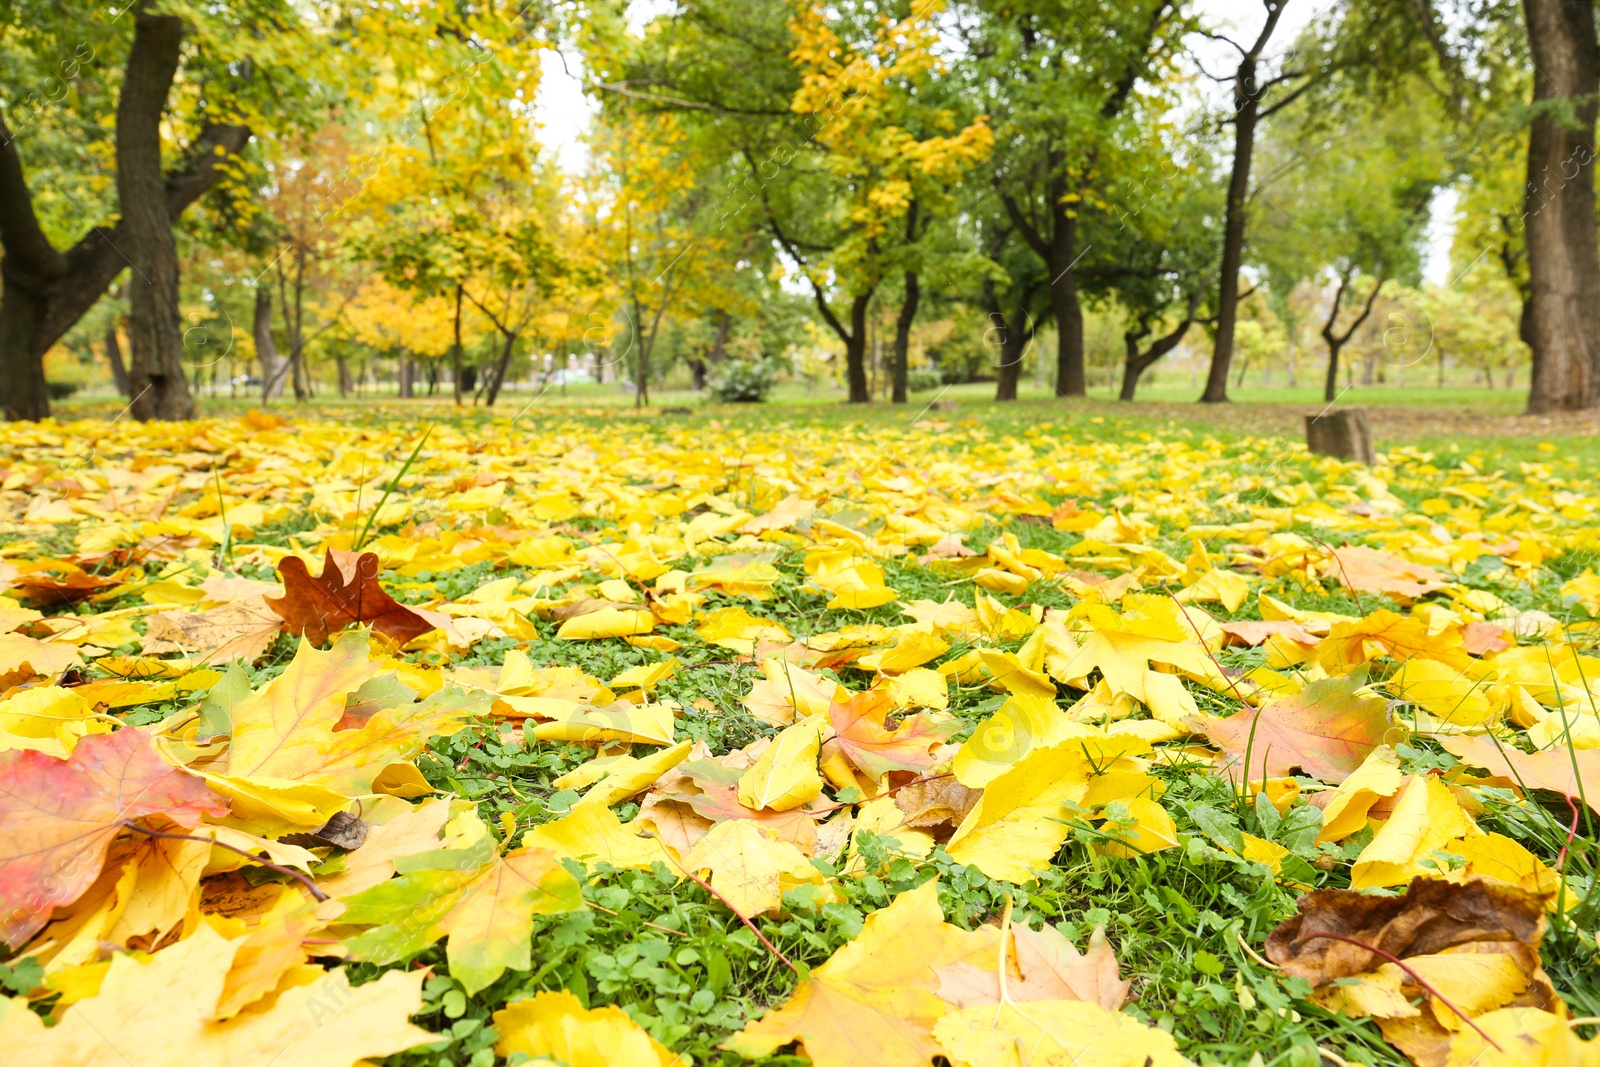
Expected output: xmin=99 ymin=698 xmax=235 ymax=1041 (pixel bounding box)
xmin=0 ymin=925 xmax=434 ymax=1065
xmin=738 ymin=715 xmax=827 ymax=812
xmin=683 ymin=818 xmax=828 ymax=916
xmin=495 ymin=990 xmax=688 ymax=1066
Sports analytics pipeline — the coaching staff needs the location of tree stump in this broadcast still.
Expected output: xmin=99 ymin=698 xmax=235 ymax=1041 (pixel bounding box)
xmin=1305 ymin=408 xmax=1375 ymax=464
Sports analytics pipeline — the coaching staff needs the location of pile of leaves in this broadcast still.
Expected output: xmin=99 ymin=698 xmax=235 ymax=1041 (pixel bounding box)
xmin=0 ymin=406 xmax=1595 ymax=1067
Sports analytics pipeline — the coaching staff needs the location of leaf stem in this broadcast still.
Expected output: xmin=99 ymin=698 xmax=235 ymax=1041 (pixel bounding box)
xmin=650 ymin=836 xmax=798 ymax=974
xmin=122 ymin=822 xmax=329 ymax=902
xmin=1292 ymin=930 xmax=1502 ymax=1051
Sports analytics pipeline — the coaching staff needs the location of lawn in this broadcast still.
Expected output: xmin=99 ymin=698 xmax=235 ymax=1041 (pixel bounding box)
xmin=0 ymin=401 xmax=1595 ymax=1067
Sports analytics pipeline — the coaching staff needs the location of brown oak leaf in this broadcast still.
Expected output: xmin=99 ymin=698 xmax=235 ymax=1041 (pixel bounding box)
xmin=266 ymin=549 xmax=446 ymax=646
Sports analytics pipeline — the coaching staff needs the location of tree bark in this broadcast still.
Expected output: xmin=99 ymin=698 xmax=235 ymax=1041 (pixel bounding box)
xmin=1120 ymin=300 xmax=1199 ymax=401
xmin=119 ymin=7 xmax=194 ymax=421
xmin=106 ymin=320 xmax=130 ymax=396
xmin=710 ymin=310 xmax=730 ymax=365
xmin=335 ymin=354 xmax=353 ymax=397
xmin=1202 ymin=82 xmax=1260 ymax=403
xmin=451 ymin=284 xmax=463 ymax=405
xmin=0 ymin=96 xmax=246 ymax=422
xmin=1201 ymin=1 xmax=1289 ymax=404
xmin=989 ymin=280 xmax=1039 ymax=402
xmin=1049 ymin=209 xmax=1086 ymax=397
xmin=397 ymin=355 xmax=414 ymax=398
xmin=844 ymin=292 xmax=871 ymax=402
xmin=254 ymin=286 xmax=289 ymax=400
xmin=1521 ymin=0 xmax=1600 ymax=413
xmin=1321 ymin=270 xmax=1385 ymax=403
xmin=485 ymin=331 xmax=516 ymax=406
xmin=891 ymin=269 xmax=919 ymax=404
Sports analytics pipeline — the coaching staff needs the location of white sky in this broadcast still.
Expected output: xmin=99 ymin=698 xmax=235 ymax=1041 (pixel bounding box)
xmin=535 ymin=0 xmax=1457 ymax=284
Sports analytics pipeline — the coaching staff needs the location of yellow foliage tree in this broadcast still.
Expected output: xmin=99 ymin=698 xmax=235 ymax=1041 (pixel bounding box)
xmin=784 ymin=0 xmax=993 ymax=401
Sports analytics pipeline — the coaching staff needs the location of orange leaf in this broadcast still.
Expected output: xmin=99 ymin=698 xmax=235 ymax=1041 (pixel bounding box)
xmin=1442 ymin=734 xmax=1600 ymax=813
xmin=825 ymin=689 xmax=954 ymax=782
xmin=1189 ymin=674 xmax=1400 ymax=785
xmin=1329 ymin=546 xmax=1447 ymax=603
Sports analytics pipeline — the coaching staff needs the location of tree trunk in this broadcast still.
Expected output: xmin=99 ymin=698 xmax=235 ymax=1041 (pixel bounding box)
xmin=451 ymin=284 xmax=463 ymax=405
xmin=1120 ymin=306 xmax=1197 ymax=401
xmin=845 ymin=292 xmax=871 ymax=402
xmin=989 ymin=281 xmax=1038 ymax=402
xmin=1202 ymin=85 xmax=1259 ymax=403
xmin=1050 ymin=208 xmax=1086 ymax=397
xmin=891 ymin=269 xmax=919 ymax=404
xmin=1321 ymin=272 xmax=1385 ymax=403
xmin=106 ymin=320 xmax=130 ymax=396
xmin=0 ymin=94 xmax=245 ymax=421
xmin=485 ymin=331 xmax=516 ymax=406
xmin=398 ymin=355 xmax=413 ymax=398
xmin=254 ymin=286 xmax=289 ymax=400
xmin=1522 ymin=0 xmax=1600 ymax=413
xmin=336 ymin=354 xmax=352 ymax=397
xmin=119 ymin=7 xmax=194 ymax=421
xmin=710 ymin=310 xmax=730 ymax=365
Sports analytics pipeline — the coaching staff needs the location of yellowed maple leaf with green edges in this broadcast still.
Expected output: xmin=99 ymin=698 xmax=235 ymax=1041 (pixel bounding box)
xmin=1350 ymin=774 xmax=1475 ymax=888
xmin=682 ymin=818 xmax=828 ymax=916
xmin=210 ymin=632 xmax=484 ymax=827
xmin=945 ymin=741 xmax=1093 ymax=882
xmin=520 ymin=801 xmax=677 ymax=870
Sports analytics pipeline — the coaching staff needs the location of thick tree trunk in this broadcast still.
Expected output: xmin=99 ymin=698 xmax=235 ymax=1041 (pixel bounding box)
xmin=397 ymin=355 xmax=414 ymax=398
xmin=0 ymin=95 xmax=245 ymax=422
xmin=1522 ymin=0 xmax=1600 ymax=413
xmin=845 ymin=293 xmax=871 ymax=402
xmin=336 ymin=355 xmax=352 ymax=397
xmin=891 ymin=270 xmax=919 ymax=404
xmin=106 ymin=320 xmax=130 ymax=395
xmin=1202 ymin=94 xmax=1259 ymax=403
xmin=119 ymin=8 xmax=193 ymax=421
xmin=254 ymin=286 xmax=289 ymax=400
xmin=1050 ymin=210 xmax=1086 ymax=397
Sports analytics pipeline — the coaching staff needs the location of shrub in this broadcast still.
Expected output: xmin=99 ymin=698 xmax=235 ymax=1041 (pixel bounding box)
xmin=706 ymin=358 xmax=777 ymax=402
xmin=905 ymin=367 xmax=943 ymax=393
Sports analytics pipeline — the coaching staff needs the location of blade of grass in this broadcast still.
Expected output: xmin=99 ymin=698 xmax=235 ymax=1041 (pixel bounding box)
xmin=354 ymin=423 xmax=434 ymax=551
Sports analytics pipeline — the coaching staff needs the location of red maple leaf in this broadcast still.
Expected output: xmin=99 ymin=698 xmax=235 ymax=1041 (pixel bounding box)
xmin=0 ymin=729 xmax=225 ymax=945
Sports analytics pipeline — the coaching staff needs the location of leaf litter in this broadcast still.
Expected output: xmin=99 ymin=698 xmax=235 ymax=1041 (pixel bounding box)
xmin=0 ymin=409 xmax=1594 ymax=1065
